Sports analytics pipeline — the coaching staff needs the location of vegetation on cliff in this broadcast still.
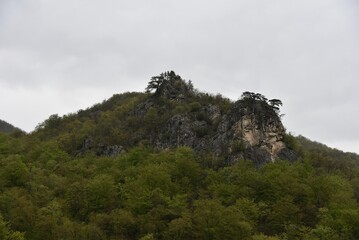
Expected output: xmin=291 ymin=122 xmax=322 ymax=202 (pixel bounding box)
xmin=0 ymin=72 xmax=358 ymax=239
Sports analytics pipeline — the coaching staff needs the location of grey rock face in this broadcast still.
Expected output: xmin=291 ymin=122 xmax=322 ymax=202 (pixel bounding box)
xmin=277 ymin=148 xmax=298 ymax=162
xmin=98 ymin=145 xmax=126 ymax=157
xmin=83 ymin=74 xmax=296 ymax=165
xmin=149 ymin=99 xmax=296 ymax=167
xmin=80 ymin=137 xmax=126 ymax=157
xmin=83 ymin=137 xmax=93 ymax=150
xmin=139 ymin=72 xmax=296 ymax=166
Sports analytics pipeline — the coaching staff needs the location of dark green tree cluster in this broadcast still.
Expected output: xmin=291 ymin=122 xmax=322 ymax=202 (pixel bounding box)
xmin=240 ymin=91 xmax=283 ymax=116
xmin=145 ymin=71 xmax=195 ymax=101
xmin=145 ymin=71 xmax=183 ymax=93
xmin=0 ymin=119 xmax=22 ymax=134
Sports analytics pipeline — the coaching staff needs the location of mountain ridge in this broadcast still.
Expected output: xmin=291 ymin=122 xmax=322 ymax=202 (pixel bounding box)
xmin=34 ymin=71 xmax=297 ymax=167
xmin=0 ymin=119 xmax=21 ymax=134
xmin=1 ymin=71 xmax=359 ymax=239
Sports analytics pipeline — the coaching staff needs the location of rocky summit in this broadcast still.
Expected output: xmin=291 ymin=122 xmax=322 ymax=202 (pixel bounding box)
xmin=36 ymin=71 xmax=296 ymax=167
xmin=132 ymin=71 xmax=297 ymax=166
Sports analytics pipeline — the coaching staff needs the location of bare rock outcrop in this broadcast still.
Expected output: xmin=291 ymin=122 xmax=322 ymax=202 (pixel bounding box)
xmin=150 ymin=96 xmax=296 ymax=167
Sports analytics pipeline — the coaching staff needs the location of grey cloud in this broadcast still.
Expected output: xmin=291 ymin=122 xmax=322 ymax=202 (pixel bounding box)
xmin=0 ymin=0 xmax=358 ymax=153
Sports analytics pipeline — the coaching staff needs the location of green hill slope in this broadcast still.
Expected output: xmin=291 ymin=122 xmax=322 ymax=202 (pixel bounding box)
xmin=0 ymin=119 xmax=20 ymax=134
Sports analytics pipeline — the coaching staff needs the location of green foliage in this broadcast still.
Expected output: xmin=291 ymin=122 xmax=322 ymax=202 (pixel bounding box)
xmin=192 ymin=125 xmax=210 ymax=138
xmin=139 ymin=233 xmax=155 ymax=240
xmin=283 ymin=133 xmax=301 ymax=152
xmin=0 ymin=79 xmax=359 ymax=239
xmin=196 ymin=111 xmax=212 ymax=124
xmin=189 ymin=101 xmax=201 ymax=112
xmin=0 ymin=214 xmax=24 ymax=240
xmin=0 ymin=132 xmax=358 ymax=239
xmin=0 ymin=155 xmax=29 ymax=187
xmin=0 ymin=119 xmax=21 ymax=134
xmin=252 ymin=234 xmax=281 ymax=240
xmin=145 ymin=71 xmax=192 ymax=98
xmin=232 ymin=140 xmax=245 ymax=154
xmin=239 ymin=91 xmax=283 ymax=124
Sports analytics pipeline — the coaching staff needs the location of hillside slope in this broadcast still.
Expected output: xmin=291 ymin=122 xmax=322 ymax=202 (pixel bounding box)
xmin=0 ymin=119 xmax=20 ymax=134
xmin=34 ymin=71 xmax=296 ymax=167
xmin=0 ymin=72 xmax=358 ymax=239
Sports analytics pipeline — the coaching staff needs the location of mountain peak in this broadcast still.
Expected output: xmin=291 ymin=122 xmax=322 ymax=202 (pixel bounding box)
xmin=146 ymin=71 xmax=194 ymax=101
xmin=35 ymin=72 xmax=296 ymax=166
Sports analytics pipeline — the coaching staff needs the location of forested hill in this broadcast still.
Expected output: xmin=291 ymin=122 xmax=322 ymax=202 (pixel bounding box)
xmin=0 ymin=119 xmax=20 ymax=134
xmin=33 ymin=71 xmax=297 ymax=167
xmin=0 ymin=71 xmax=359 ymax=240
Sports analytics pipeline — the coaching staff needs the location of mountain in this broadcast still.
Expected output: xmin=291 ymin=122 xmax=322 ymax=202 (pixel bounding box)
xmin=0 ymin=71 xmax=359 ymax=239
xmin=34 ymin=71 xmax=296 ymax=167
xmin=0 ymin=119 xmax=20 ymax=134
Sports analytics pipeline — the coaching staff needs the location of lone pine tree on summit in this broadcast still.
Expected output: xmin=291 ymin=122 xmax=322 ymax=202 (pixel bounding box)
xmin=240 ymin=91 xmax=283 ymax=116
xmin=268 ymin=99 xmax=283 ymax=112
xmin=145 ymin=71 xmax=194 ymax=100
xmin=145 ymin=71 xmax=180 ymax=93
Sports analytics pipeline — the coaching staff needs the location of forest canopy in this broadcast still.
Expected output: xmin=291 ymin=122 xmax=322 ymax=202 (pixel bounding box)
xmin=1 ymin=132 xmax=359 ymax=239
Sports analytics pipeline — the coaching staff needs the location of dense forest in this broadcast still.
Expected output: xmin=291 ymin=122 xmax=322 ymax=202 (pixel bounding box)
xmin=1 ymin=72 xmax=359 ymax=240
xmin=0 ymin=119 xmax=20 ymax=134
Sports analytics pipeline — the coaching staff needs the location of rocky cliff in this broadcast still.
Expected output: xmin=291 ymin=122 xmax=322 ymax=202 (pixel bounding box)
xmin=148 ymin=103 xmax=296 ymax=167
xmin=134 ymin=71 xmax=297 ymax=167
xmin=63 ymin=71 xmax=296 ymax=166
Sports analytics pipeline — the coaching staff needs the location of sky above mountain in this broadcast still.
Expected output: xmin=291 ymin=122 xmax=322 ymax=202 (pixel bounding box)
xmin=0 ymin=0 xmax=358 ymax=153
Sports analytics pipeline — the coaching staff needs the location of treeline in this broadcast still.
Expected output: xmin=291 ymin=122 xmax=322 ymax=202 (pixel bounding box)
xmin=0 ymin=131 xmax=359 ymax=239
xmin=0 ymin=119 xmax=21 ymax=134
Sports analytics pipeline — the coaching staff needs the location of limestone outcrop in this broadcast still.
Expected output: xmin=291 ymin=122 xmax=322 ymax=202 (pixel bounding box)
xmin=80 ymin=72 xmax=297 ymax=166
xmin=149 ymin=98 xmax=296 ymax=167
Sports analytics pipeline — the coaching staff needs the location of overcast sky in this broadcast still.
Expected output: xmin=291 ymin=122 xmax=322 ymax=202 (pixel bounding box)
xmin=0 ymin=0 xmax=358 ymax=153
